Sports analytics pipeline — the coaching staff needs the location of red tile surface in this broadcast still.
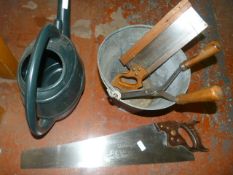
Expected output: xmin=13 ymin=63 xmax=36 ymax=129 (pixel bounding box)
xmin=0 ymin=0 xmax=232 ymax=174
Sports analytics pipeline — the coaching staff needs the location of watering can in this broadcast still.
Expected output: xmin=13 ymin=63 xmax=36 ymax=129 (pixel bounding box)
xmin=17 ymin=0 xmax=85 ymax=137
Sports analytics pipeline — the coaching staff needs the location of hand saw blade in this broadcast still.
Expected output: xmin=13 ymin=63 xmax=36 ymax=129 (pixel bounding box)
xmin=21 ymin=121 xmax=207 ymax=169
xmin=126 ymin=7 xmax=208 ymax=73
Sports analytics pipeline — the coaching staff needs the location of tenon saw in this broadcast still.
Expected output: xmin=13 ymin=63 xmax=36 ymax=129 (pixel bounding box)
xmin=21 ymin=121 xmax=207 ymax=169
xmin=111 ymin=0 xmax=208 ymax=90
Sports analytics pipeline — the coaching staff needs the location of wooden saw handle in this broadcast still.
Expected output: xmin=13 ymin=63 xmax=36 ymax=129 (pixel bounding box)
xmin=111 ymin=65 xmax=148 ymax=90
xmin=182 ymin=41 xmax=221 ymax=70
xmin=176 ymin=85 xmax=223 ymax=104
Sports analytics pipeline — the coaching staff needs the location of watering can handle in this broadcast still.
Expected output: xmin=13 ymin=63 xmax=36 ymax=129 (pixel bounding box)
xmin=25 ymin=24 xmax=60 ymax=137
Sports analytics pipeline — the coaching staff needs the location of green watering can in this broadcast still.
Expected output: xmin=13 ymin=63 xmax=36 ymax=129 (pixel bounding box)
xmin=17 ymin=0 xmax=85 ymax=137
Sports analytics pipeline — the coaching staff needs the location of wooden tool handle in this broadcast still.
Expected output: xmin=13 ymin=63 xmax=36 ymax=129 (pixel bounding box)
xmin=120 ymin=0 xmax=191 ymax=65
xmin=182 ymin=41 xmax=221 ymax=70
xmin=111 ymin=72 xmax=143 ymax=90
xmin=111 ymin=64 xmax=148 ymax=90
xmin=111 ymin=69 xmax=147 ymax=90
xmin=176 ymin=85 xmax=223 ymax=104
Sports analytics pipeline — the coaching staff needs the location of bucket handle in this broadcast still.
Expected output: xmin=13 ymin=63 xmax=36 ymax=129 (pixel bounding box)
xmin=25 ymin=24 xmax=60 ymax=137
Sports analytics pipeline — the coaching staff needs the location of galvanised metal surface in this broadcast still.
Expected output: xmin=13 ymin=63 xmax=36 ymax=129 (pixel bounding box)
xmin=0 ymin=0 xmax=232 ymax=175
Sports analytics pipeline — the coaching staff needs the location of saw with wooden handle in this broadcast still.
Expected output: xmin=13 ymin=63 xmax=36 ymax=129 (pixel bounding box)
xmin=111 ymin=0 xmax=208 ymax=90
xmin=21 ymin=120 xmax=207 ymax=169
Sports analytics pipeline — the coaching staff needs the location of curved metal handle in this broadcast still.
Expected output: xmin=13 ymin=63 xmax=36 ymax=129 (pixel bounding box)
xmin=25 ymin=24 xmax=60 ymax=137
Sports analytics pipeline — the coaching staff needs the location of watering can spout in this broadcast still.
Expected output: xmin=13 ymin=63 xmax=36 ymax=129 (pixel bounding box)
xmin=55 ymin=0 xmax=70 ymax=38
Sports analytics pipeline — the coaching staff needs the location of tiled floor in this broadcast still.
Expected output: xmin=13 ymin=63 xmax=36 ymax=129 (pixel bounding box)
xmin=0 ymin=0 xmax=232 ymax=174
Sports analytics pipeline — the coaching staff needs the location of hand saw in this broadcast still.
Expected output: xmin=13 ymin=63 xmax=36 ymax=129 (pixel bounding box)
xmin=111 ymin=0 xmax=208 ymax=90
xmin=21 ymin=121 xmax=207 ymax=169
